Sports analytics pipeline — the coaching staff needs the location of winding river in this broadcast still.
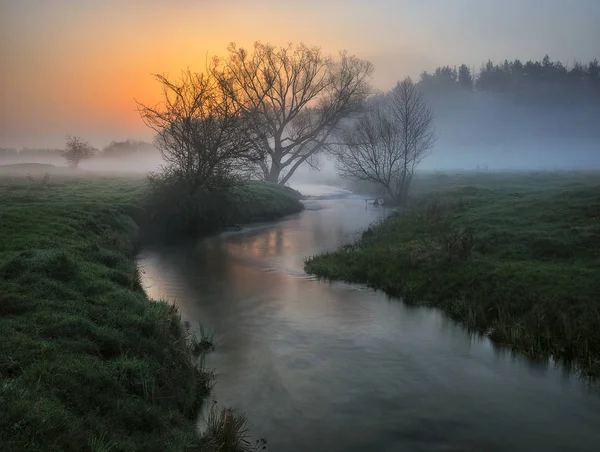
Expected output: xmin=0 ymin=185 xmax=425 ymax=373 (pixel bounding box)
xmin=138 ymin=185 xmax=600 ymax=452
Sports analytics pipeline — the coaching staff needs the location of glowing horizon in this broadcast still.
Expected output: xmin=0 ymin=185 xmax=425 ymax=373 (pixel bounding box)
xmin=1 ymin=0 xmax=599 ymax=149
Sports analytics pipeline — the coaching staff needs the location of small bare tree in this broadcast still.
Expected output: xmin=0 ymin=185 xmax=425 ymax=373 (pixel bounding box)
xmin=60 ymin=135 xmax=96 ymax=168
xmin=335 ymin=78 xmax=435 ymax=206
xmin=212 ymin=42 xmax=373 ymax=185
xmin=137 ymin=69 xmax=263 ymax=194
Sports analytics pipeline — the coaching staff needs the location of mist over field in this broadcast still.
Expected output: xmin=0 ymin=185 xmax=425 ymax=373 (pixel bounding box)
xmin=2 ymin=1 xmax=599 ymax=175
xmin=2 ymin=60 xmax=598 ymax=175
xmin=0 ymin=140 xmax=163 ymax=174
xmin=3 ymin=103 xmax=598 ymax=176
xmin=423 ymin=86 xmax=600 ymax=170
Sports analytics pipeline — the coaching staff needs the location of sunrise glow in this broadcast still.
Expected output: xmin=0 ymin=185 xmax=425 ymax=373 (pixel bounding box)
xmin=1 ymin=0 xmax=598 ymax=148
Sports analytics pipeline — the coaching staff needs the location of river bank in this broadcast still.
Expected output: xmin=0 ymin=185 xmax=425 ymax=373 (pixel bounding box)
xmin=0 ymin=173 xmax=302 ymax=450
xmin=305 ymin=171 xmax=600 ymax=378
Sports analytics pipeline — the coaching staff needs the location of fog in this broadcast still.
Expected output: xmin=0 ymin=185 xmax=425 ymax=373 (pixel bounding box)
xmin=423 ymin=97 xmax=600 ymax=171
xmin=2 ymin=2 xmax=599 ymax=176
xmin=76 ymin=154 xmax=164 ymax=174
xmin=0 ymin=139 xmax=164 ymax=174
xmin=3 ymin=60 xmax=598 ymax=177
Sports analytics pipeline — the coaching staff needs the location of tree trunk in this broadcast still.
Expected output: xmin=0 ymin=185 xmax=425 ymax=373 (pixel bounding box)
xmin=266 ymin=163 xmax=281 ymax=183
xmin=385 ymin=186 xmax=396 ymax=205
xmin=266 ymin=150 xmax=282 ymax=183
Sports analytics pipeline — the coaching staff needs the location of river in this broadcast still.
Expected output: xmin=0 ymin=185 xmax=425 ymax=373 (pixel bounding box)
xmin=138 ymin=185 xmax=600 ymax=452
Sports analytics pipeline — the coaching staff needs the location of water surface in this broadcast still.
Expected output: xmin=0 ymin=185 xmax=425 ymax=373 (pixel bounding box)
xmin=138 ymin=188 xmax=600 ymax=452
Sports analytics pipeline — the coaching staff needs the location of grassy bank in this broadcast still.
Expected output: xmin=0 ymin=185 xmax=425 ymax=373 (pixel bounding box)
xmin=226 ymin=180 xmax=304 ymax=224
xmin=0 ymin=175 xmax=214 ymax=451
xmin=143 ymin=177 xmax=304 ymax=238
xmin=0 ymin=173 xmax=297 ymax=450
xmin=305 ymin=171 xmax=600 ymax=378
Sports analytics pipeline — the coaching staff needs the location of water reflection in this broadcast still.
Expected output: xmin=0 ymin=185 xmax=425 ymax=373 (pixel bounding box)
xmin=138 ymin=193 xmax=600 ymax=452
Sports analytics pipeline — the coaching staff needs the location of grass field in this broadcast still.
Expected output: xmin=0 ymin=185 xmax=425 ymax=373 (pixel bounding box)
xmin=0 ymin=174 xmax=214 ymax=451
xmin=226 ymin=180 xmax=304 ymax=224
xmin=0 ymin=172 xmax=301 ymax=450
xmin=306 ymin=171 xmax=600 ymax=378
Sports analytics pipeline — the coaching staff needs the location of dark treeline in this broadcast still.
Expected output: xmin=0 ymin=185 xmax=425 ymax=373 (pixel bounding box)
xmin=101 ymin=140 xmax=158 ymax=159
xmin=419 ymin=55 xmax=600 ymax=106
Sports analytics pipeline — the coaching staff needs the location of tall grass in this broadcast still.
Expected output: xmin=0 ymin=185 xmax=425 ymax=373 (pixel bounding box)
xmin=199 ymin=402 xmax=267 ymax=452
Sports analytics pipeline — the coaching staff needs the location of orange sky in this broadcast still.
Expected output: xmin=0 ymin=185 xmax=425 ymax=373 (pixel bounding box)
xmin=1 ymin=0 xmax=598 ymax=149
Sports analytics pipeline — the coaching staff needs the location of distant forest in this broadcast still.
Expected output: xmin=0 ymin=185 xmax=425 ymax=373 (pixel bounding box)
xmin=418 ymin=55 xmax=600 ymax=106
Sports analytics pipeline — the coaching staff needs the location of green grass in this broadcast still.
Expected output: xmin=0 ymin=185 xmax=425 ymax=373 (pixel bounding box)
xmin=225 ymin=181 xmax=303 ymax=224
xmin=305 ymin=171 xmax=600 ymax=378
xmin=0 ymin=173 xmax=293 ymax=451
xmin=143 ymin=177 xmax=304 ymax=238
xmin=0 ymin=174 xmax=213 ymax=451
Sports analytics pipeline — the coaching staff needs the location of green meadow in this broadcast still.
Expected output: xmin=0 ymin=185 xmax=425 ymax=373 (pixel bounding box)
xmin=306 ymin=171 xmax=600 ymax=378
xmin=0 ymin=171 xmax=302 ymax=451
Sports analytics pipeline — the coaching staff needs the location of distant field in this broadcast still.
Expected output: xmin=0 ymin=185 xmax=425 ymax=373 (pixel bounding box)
xmin=306 ymin=171 xmax=600 ymax=378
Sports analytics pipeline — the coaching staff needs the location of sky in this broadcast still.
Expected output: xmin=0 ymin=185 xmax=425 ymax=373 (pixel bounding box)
xmin=1 ymin=0 xmax=599 ymax=149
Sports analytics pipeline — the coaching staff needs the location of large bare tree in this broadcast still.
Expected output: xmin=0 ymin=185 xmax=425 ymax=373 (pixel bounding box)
xmin=335 ymin=78 xmax=436 ymax=205
xmin=212 ymin=42 xmax=373 ymax=185
xmin=137 ymin=69 xmax=263 ymax=193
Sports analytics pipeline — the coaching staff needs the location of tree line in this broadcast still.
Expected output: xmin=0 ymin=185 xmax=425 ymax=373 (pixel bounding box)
xmin=0 ymin=140 xmax=158 ymax=168
xmin=6 ymin=45 xmax=597 ymax=206
xmin=137 ymin=42 xmax=374 ymax=190
xmin=135 ymin=42 xmax=435 ymax=208
xmin=135 ymin=45 xmax=597 ymax=206
xmin=419 ymin=55 xmax=600 ymax=106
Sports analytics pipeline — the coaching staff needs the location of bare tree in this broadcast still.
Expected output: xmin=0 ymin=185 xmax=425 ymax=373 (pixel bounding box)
xmin=60 ymin=135 xmax=96 ymax=168
xmin=212 ymin=42 xmax=373 ymax=185
xmin=136 ymin=69 xmax=263 ymax=194
xmin=335 ymin=78 xmax=435 ymax=205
